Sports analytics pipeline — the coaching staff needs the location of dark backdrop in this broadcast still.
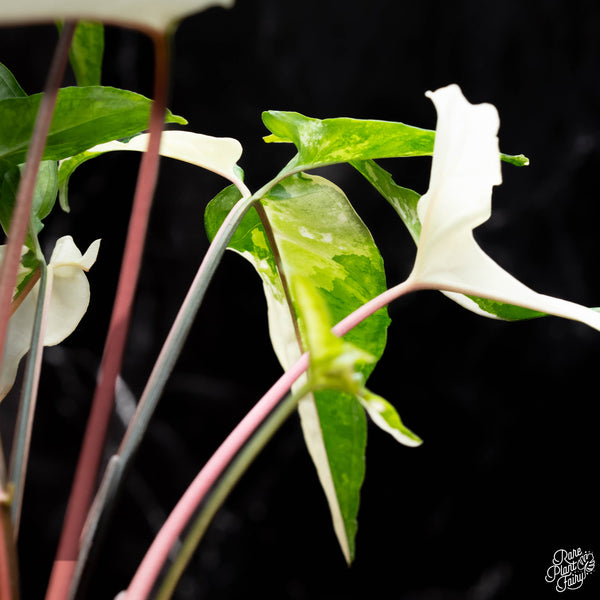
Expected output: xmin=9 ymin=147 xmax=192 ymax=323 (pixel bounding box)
xmin=1 ymin=1 xmax=599 ymax=598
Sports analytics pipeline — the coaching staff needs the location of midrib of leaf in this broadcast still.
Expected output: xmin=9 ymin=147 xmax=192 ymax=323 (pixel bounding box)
xmin=254 ymin=202 xmax=302 ymax=346
xmin=253 ymin=198 xmax=354 ymax=562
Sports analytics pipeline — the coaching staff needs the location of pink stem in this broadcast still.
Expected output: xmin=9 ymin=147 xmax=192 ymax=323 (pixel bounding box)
xmin=44 ymin=32 xmax=170 ymax=600
xmin=332 ymin=279 xmax=417 ymax=337
xmin=125 ymin=278 xmax=418 ymax=600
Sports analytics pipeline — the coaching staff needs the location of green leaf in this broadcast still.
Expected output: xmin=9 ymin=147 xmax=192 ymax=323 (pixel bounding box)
xmin=206 ymin=173 xmax=390 ymax=563
xmin=352 ymin=158 xmax=545 ymax=321
xmin=351 ymin=158 xmax=421 ymax=243
xmin=0 ymin=160 xmax=58 ymax=247
xmin=57 ymin=149 xmax=104 ymax=212
xmin=0 ymin=86 xmax=187 ymax=167
xmin=262 ymin=110 xmax=529 ymax=173
xmin=0 ymin=63 xmax=27 ymax=100
xmin=465 ymin=296 xmax=545 ymax=321
xmin=58 ymin=21 xmax=104 ymax=87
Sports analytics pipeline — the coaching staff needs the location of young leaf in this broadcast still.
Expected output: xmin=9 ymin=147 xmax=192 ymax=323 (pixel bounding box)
xmin=358 ymin=390 xmax=422 ymax=447
xmin=262 ymin=110 xmax=528 ymax=174
xmin=292 ymin=276 xmax=374 ymax=394
xmin=58 ymin=21 xmax=104 ymax=87
xmin=206 ymin=173 xmax=390 ymax=563
xmin=0 ymin=0 xmax=235 ymax=34
xmin=0 ymin=86 xmax=187 ymax=167
xmin=58 ymin=130 xmax=247 ymax=211
xmin=293 ymin=276 xmax=422 ymax=449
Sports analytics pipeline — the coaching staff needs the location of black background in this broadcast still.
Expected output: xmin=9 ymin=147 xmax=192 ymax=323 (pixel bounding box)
xmin=1 ymin=0 xmax=599 ymax=598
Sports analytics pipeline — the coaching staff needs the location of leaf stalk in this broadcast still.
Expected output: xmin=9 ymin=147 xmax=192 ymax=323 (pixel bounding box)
xmin=44 ymin=31 xmax=170 ymax=600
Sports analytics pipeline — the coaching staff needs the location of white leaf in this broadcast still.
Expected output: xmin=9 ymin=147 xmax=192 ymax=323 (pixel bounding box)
xmin=0 ymin=236 xmax=100 ymax=401
xmin=410 ymin=84 xmax=600 ymax=332
xmin=87 ymin=131 xmax=249 ymax=197
xmin=0 ymin=0 xmax=235 ymax=33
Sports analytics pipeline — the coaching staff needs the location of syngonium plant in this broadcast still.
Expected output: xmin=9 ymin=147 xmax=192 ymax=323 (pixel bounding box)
xmin=0 ymin=3 xmax=598 ymax=600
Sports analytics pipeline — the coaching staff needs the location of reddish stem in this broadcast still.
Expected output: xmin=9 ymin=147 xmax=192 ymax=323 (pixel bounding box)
xmin=44 ymin=32 xmax=170 ymax=600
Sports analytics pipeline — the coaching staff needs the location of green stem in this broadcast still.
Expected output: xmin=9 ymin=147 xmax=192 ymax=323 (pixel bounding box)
xmin=117 ymin=193 xmax=256 ymax=461
xmin=149 ymin=197 xmax=306 ymax=600
xmin=69 ymin=192 xmax=257 ymax=599
xmin=8 ymin=257 xmax=51 ymax=537
xmin=154 ymin=384 xmax=310 ymax=600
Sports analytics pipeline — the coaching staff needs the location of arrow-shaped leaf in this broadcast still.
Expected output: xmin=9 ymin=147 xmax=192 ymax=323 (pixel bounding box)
xmin=205 ymin=173 xmax=390 ymax=563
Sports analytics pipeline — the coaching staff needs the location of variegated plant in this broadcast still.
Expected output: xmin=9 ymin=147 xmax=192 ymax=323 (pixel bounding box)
xmin=0 ymin=5 xmax=597 ymax=600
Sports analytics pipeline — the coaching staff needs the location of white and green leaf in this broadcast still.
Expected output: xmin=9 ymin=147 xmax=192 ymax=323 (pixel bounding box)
xmin=358 ymin=390 xmax=422 ymax=448
xmin=350 ymin=158 xmax=545 ymax=321
xmin=291 ymin=275 xmax=374 ymax=395
xmin=262 ymin=110 xmax=528 ymax=174
xmin=405 ymin=84 xmax=600 ymax=333
xmin=293 ymin=275 xmax=422 ymax=448
xmin=205 ymin=173 xmax=390 ymax=563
